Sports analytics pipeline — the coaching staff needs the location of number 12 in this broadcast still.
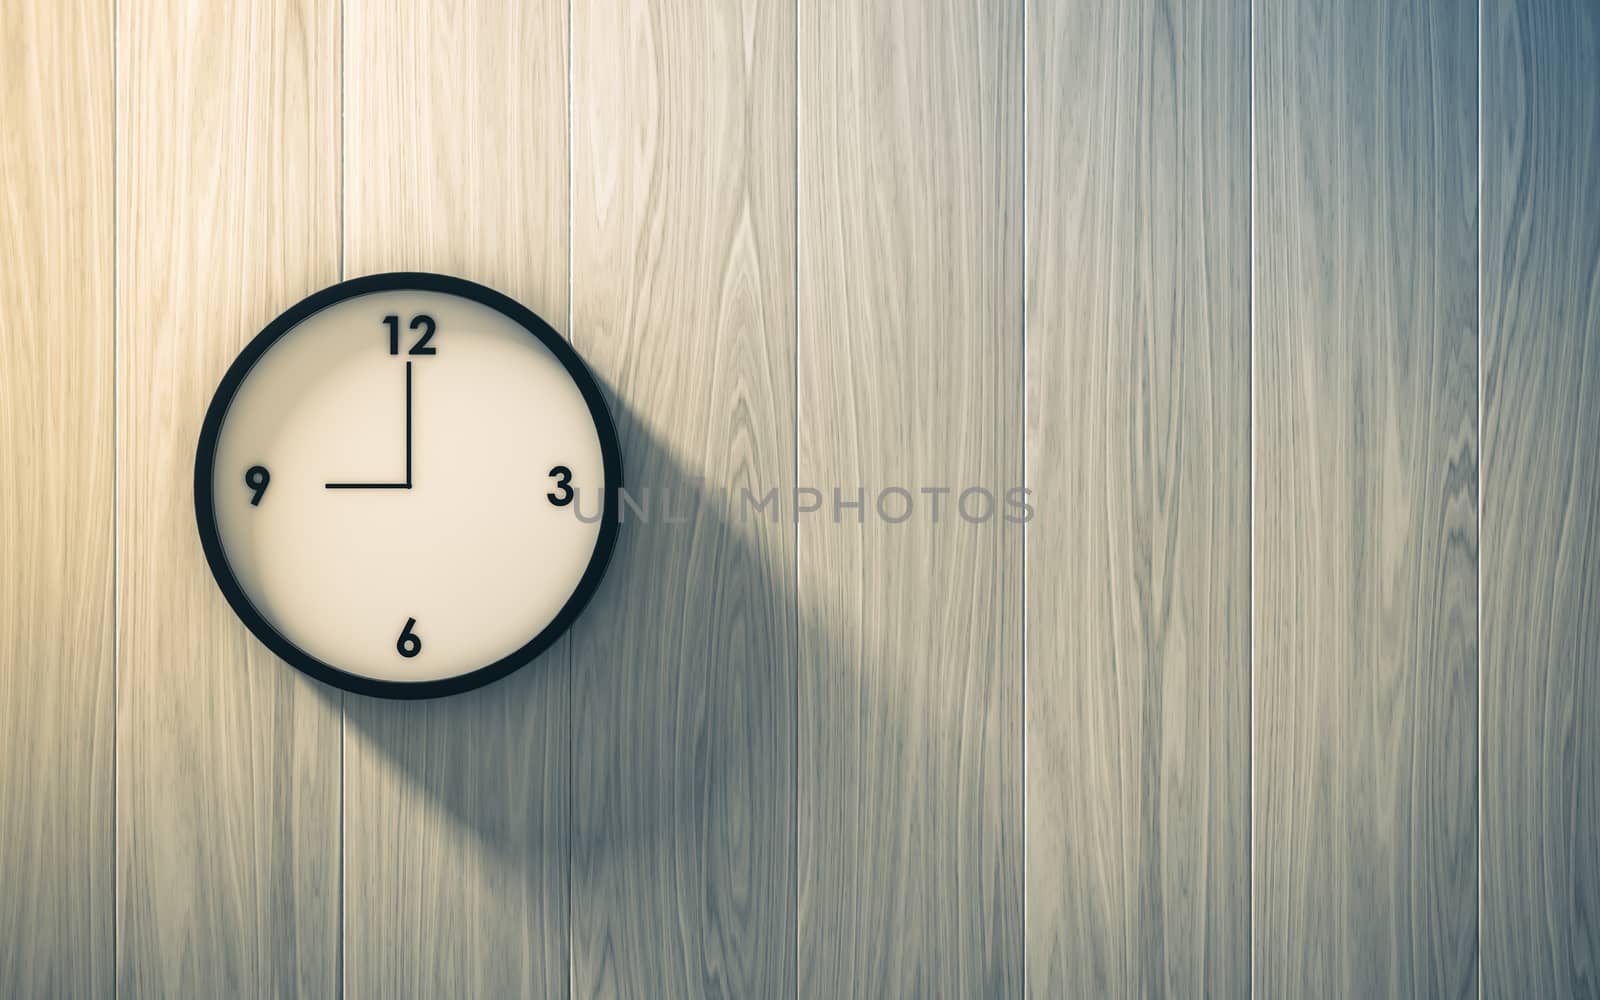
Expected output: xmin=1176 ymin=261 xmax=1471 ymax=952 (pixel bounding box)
xmin=384 ymin=314 xmax=438 ymax=356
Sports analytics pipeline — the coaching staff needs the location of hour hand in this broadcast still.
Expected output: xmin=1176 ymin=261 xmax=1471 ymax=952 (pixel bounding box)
xmin=326 ymin=361 xmax=413 ymax=489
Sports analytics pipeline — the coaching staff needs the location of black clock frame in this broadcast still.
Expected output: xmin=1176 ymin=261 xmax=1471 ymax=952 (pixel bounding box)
xmin=194 ymin=271 xmax=623 ymax=700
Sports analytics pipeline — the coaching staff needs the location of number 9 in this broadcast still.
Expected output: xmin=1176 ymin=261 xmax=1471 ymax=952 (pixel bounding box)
xmin=245 ymin=465 xmax=271 ymax=506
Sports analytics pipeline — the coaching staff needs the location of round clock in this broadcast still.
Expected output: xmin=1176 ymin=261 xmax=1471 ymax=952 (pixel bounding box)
xmin=194 ymin=272 xmax=622 ymax=699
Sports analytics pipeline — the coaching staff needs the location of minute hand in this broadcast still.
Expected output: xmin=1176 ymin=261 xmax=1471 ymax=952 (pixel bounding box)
xmin=324 ymin=359 xmax=414 ymax=490
xmin=404 ymin=359 xmax=413 ymax=488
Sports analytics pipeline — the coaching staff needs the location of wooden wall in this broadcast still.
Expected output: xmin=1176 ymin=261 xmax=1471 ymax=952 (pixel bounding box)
xmin=1026 ymin=2 xmax=1248 ymax=993
xmin=1481 ymin=0 xmax=1600 ymax=993
xmin=0 ymin=0 xmax=113 ymax=995
xmin=1254 ymin=2 xmax=1479 ymax=994
xmin=1 ymin=0 xmax=1597 ymax=996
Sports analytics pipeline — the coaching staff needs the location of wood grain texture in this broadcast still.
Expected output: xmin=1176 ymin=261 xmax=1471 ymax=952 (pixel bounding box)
xmin=1482 ymin=1 xmax=1600 ymax=994
xmin=569 ymin=1 xmax=796 ymax=997
xmin=341 ymin=1 xmax=570 ymax=995
xmin=796 ymin=2 xmax=1023 ymax=994
xmin=1024 ymin=0 xmax=1249 ymax=995
xmin=0 ymin=0 xmax=113 ymax=994
xmin=116 ymin=0 xmax=342 ymax=993
xmin=1254 ymin=0 xmax=1478 ymax=994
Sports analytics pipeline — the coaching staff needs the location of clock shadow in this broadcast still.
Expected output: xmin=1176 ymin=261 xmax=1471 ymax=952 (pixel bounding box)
xmin=322 ymin=374 xmax=1018 ymax=981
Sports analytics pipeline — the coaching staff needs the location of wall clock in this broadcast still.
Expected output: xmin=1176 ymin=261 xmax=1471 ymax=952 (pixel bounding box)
xmin=194 ymin=272 xmax=622 ymax=699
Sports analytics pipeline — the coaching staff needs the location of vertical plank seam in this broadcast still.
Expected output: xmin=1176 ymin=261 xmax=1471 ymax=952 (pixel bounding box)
xmin=338 ymin=1 xmax=348 ymax=996
xmin=565 ymin=0 xmax=575 ymax=994
xmin=1248 ymin=0 xmax=1258 ymax=992
xmin=1019 ymin=0 xmax=1028 ymax=992
xmin=792 ymin=0 xmax=801 ymax=992
xmin=1475 ymin=0 xmax=1484 ymax=992
xmin=111 ymin=0 xmax=120 ymax=990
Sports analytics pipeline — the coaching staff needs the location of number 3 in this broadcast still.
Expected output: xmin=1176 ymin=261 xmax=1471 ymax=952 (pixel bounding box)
xmin=547 ymin=465 xmax=574 ymax=506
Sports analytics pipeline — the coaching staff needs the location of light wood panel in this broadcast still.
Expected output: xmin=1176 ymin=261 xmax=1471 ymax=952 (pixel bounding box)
xmin=24 ymin=2 xmax=1600 ymax=991
xmin=1254 ymin=0 xmax=1478 ymax=993
xmin=569 ymin=1 xmax=795 ymax=996
xmin=341 ymin=1 xmax=570 ymax=995
xmin=0 ymin=0 xmax=113 ymax=994
xmin=116 ymin=0 xmax=342 ymax=993
xmin=1024 ymin=0 xmax=1250 ymax=994
xmin=797 ymin=1 xmax=1023 ymax=994
xmin=1482 ymin=1 xmax=1600 ymax=993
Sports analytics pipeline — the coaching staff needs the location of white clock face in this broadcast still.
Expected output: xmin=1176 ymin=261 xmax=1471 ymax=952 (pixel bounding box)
xmin=197 ymin=274 xmax=621 ymax=698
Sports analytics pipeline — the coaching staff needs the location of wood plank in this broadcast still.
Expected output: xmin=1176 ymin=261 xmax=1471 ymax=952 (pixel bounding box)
xmin=1253 ymin=0 xmax=1478 ymax=993
xmin=340 ymin=1 xmax=570 ymax=994
xmin=116 ymin=0 xmax=343 ymax=993
xmin=1023 ymin=0 xmax=1250 ymax=994
xmin=568 ymin=1 xmax=796 ymax=996
xmin=796 ymin=1 xmax=1023 ymax=993
xmin=1482 ymin=1 xmax=1600 ymax=993
xmin=0 ymin=0 xmax=113 ymax=993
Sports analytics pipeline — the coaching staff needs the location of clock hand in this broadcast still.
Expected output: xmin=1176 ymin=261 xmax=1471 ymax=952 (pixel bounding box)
xmin=325 ymin=360 xmax=415 ymax=490
xmin=405 ymin=359 xmax=413 ymax=488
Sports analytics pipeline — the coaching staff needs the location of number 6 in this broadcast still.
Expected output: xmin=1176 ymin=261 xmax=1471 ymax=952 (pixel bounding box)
xmin=396 ymin=617 xmax=421 ymax=658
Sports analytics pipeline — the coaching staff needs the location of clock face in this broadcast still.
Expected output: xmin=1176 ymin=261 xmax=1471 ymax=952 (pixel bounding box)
xmin=195 ymin=273 xmax=622 ymax=699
